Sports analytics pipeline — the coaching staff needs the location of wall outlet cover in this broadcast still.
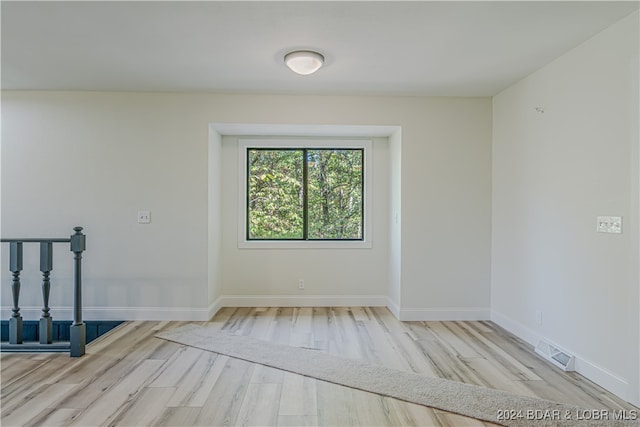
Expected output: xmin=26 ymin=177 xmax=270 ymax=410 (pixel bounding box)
xmin=137 ymin=211 xmax=151 ymax=224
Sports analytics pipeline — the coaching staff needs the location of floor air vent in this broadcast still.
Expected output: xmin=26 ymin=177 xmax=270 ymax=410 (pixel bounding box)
xmin=535 ymin=339 xmax=575 ymax=371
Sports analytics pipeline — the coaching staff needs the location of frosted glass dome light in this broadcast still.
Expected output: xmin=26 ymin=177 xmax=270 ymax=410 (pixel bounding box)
xmin=284 ymin=50 xmax=325 ymax=75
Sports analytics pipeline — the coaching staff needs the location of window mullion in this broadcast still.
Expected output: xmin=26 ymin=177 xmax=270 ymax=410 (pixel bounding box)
xmin=302 ymin=148 xmax=309 ymax=240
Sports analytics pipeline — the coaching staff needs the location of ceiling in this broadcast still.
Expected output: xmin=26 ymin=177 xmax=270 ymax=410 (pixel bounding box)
xmin=2 ymin=1 xmax=638 ymax=97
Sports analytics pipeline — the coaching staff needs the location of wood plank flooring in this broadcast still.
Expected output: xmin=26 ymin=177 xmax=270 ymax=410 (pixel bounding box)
xmin=1 ymin=307 xmax=637 ymax=426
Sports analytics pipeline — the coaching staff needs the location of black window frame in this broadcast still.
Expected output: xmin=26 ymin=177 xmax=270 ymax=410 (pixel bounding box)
xmin=246 ymin=147 xmax=365 ymax=241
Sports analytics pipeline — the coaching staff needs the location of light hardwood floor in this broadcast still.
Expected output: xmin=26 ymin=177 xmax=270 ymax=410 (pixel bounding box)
xmin=1 ymin=307 xmax=637 ymax=426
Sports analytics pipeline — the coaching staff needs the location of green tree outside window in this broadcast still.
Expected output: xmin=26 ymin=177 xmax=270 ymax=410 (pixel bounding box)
xmin=247 ymin=148 xmax=363 ymax=240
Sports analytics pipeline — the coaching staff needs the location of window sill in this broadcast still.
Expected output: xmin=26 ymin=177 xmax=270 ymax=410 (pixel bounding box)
xmin=238 ymin=240 xmax=372 ymax=249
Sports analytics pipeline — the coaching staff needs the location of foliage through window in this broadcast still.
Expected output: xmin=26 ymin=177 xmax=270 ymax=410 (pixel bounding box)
xmin=247 ymin=148 xmax=364 ymax=240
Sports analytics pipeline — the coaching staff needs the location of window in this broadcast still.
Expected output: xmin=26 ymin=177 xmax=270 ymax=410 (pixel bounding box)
xmin=239 ymin=139 xmax=372 ymax=248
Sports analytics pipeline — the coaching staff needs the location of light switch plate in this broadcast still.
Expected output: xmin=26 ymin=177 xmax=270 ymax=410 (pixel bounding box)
xmin=597 ymin=216 xmax=622 ymax=234
xmin=137 ymin=211 xmax=151 ymax=224
xmin=609 ymin=216 xmax=622 ymax=233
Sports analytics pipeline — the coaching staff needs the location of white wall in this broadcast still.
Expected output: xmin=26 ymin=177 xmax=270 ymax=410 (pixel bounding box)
xmin=1 ymin=93 xmax=211 ymax=320
xmin=218 ymin=135 xmax=390 ymax=305
xmin=492 ymin=11 xmax=639 ymax=405
xmin=208 ymin=128 xmax=223 ymax=316
xmin=1 ymin=92 xmax=492 ymax=321
xmin=387 ymin=129 xmax=403 ymax=316
xmin=399 ymin=99 xmax=492 ymax=320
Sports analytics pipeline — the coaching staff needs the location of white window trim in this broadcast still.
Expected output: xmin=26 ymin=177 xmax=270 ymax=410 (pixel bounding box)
xmin=238 ymin=138 xmax=373 ymax=249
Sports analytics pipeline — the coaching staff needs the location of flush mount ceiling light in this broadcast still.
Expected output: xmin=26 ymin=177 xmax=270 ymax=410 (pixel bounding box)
xmin=284 ymin=50 xmax=325 ymax=75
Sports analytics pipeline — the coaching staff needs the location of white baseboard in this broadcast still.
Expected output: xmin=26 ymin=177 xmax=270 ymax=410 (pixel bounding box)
xmin=490 ymin=310 xmax=634 ymax=406
xmin=208 ymin=296 xmax=224 ymax=320
xmin=490 ymin=309 xmax=539 ymax=347
xmin=1 ymin=306 xmax=211 ymax=321
xmin=398 ymin=307 xmax=490 ymax=321
xmin=218 ymin=294 xmax=389 ymax=308
xmin=386 ymin=297 xmax=401 ymax=319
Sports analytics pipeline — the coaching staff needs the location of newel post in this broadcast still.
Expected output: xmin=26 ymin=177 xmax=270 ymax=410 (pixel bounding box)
xmin=69 ymin=227 xmax=86 ymax=357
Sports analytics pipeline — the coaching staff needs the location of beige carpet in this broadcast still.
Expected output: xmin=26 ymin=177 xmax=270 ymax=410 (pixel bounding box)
xmin=156 ymin=324 xmax=638 ymax=427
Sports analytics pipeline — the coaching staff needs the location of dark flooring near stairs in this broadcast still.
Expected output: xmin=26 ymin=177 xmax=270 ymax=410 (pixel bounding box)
xmin=0 ymin=320 xmax=123 ymax=344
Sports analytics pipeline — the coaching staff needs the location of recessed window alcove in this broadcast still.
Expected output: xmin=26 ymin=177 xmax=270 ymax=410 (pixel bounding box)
xmin=207 ymin=124 xmax=402 ymax=317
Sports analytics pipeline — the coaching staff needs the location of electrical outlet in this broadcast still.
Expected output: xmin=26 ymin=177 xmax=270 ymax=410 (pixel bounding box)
xmin=137 ymin=211 xmax=151 ymax=224
xmin=298 ymin=279 xmax=305 ymax=290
